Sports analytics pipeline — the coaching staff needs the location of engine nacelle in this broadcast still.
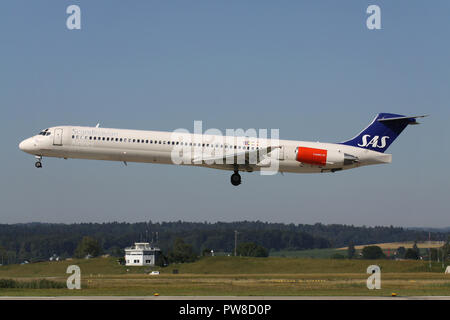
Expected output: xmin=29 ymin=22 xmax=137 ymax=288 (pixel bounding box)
xmin=295 ymin=147 xmax=328 ymax=165
xmin=295 ymin=147 xmax=358 ymax=166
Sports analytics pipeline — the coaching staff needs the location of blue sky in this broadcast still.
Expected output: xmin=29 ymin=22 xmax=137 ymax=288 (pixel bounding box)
xmin=1 ymin=1 xmax=449 ymax=227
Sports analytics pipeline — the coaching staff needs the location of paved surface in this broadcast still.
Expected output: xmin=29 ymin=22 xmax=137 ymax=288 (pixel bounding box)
xmin=1 ymin=296 xmax=450 ymax=300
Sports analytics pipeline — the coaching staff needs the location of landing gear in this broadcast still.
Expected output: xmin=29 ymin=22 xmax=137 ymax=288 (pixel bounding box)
xmin=230 ymin=171 xmax=241 ymax=186
xmin=35 ymin=156 xmax=42 ymax=168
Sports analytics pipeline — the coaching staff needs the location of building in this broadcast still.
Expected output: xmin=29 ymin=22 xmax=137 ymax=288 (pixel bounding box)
xmin=125 ymin=242 xmax=160 ymax=266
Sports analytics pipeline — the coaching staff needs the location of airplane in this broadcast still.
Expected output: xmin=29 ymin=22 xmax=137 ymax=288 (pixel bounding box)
xmin=19 ymin=113 xmax=427 ymax=186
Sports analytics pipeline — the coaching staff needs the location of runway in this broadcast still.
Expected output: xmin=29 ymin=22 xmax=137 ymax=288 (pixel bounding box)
xmin=1 ymin=296 xmax=449 ymax=300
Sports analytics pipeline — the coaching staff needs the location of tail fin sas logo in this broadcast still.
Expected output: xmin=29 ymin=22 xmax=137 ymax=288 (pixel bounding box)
xmin=358 ymin=135 xmax=390 ymax=149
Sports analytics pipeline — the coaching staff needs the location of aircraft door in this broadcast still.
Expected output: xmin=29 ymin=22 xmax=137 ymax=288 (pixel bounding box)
xmin=278 ymin=146 xmax=285 ymax=160
xmin=53 ymin=128 xmax=63 ymax=146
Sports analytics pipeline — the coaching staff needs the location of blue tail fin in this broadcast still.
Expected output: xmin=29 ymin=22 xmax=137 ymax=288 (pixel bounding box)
xmin=341 ymin=113 xmax=426 ymax=153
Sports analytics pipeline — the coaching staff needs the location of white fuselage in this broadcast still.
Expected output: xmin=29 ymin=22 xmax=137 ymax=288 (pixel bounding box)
xmin=19 ymin=126 xmax=392 ymax=174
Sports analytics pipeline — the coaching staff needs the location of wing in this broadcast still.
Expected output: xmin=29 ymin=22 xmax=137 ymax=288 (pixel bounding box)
xmin=192 ymin=145 xmax=281 ymax=168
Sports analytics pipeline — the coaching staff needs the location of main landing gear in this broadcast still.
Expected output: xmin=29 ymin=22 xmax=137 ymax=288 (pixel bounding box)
xmin=230 ymin=170 xmax=241 ymax=186
xmin=35 ymin=156 xmax=43 ymax=168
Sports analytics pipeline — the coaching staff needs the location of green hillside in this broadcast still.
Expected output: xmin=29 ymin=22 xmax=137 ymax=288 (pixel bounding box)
xmin=164 ymin=256 xmax=441 ymax=274
xmin=0 ymin=255 xmax=439 ymax=278
xmin=0 ymin=256 xmax=448 ymax=297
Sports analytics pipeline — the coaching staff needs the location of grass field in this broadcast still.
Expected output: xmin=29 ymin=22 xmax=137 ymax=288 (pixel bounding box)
xmin=270 ymin=248 xmax=342 ymax=258
xmin=0 ymin=256 xmax=449 ymax=297
xmin=338 ymin=241 xmax=445 ymax=250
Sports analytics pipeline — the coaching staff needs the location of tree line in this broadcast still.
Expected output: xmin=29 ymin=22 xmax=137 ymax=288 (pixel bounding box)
xmin=0 ymin=221 xmax=448 ymax=264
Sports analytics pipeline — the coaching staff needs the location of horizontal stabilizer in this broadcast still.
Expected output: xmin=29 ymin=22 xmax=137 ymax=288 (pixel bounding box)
xmin=377 ymin=115 xmax=428 ymax=124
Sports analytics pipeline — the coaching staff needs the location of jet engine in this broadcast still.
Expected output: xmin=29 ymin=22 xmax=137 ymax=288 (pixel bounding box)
xmin=295 ymin=147 xmax=358 ymax=166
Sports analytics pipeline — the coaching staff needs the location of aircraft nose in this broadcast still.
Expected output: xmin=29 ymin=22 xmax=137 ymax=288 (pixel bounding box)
xmin=19 ymin=138 xmax=37 ymax=154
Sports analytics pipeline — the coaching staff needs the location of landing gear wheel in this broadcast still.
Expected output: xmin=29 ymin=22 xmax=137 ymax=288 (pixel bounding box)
xmin=230 ymin=172 xmax=241 ymax=186
xmin=34 ymin=156 xmax=43 ymax=168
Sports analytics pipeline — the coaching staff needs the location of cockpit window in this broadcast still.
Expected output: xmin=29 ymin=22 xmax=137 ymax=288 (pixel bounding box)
xmin=38 ymin=129 xmax=50 ymax=136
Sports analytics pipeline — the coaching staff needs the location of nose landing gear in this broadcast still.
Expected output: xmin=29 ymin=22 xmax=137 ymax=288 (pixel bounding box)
xmin=230 ymin=171 xmax=241 ymax=186
xmin=35 ymin=156 xmax=43 ymax=168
